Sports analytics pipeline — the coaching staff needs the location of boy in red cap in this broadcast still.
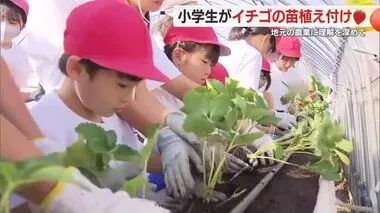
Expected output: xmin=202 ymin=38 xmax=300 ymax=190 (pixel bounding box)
xmin=10 ymin=0 xmax=197 ymax=211
xmin=1 ymin=0 xmax=39 ymax=101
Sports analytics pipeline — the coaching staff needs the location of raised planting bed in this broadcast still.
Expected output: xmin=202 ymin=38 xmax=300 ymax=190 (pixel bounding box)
xmin=185 ymin=154 xmax=319 ymax=213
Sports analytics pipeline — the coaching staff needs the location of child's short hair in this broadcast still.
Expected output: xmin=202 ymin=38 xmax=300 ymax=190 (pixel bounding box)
xmin=164 ymin=42 xmax=220 ymax=65
xmin=0 ymin=0 xmax=27 ymax=28
xmin=58 ymin=54 xmax=143 ymax=82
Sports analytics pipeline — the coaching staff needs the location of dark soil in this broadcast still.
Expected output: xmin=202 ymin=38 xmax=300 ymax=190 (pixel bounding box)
xmin=186 ymin=154 xmax=319 ymax=213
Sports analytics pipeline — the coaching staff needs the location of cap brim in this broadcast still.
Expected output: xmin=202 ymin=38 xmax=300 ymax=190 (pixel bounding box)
xmin=92 ymin=58 xmax=170 ymax=83
xmin=280 ymin=50 xmax=301 ymax=58
xmin=219 ymin=44 xmax=231 ymax=56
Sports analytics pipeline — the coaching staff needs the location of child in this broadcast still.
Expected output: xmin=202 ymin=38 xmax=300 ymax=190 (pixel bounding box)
xmin=0 ymin=0 xmax=39 ymax=101
xmin=218 ymin=27 xmax=276 ymax=92
xmin=10 ymin=0 xmax=176 ymax=211
xmin=152 ymin=26 xmax=230 ymax=110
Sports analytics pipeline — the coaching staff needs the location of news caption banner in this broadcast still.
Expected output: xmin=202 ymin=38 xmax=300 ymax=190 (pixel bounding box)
xmin=172 ymin=5 xmax=380 ymax=36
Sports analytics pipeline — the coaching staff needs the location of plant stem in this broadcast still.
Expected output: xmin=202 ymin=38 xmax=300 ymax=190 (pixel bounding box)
xmin=205 ymin=122 xmax=244 ymax=202
xmin=254 ymin=156 xmax=309 ymax=171
xmin=142 ymin=161 xmax=148 ymax=199
xmin=216 ymin=188 xmax=247 ymax=207
xmin=292 ymin=151 xmax=317 ymax=156
xmin=0 ymin=186 xmax=14 ymax=213
xmin=207 ymin=146 xmax=216 ymax=186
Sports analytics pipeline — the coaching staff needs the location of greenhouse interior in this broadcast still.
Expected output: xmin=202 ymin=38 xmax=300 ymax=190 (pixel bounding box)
xmin=0 ymin=0 xmax=379 ymax=213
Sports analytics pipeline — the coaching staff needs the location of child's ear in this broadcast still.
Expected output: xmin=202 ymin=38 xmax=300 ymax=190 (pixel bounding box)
xmin=66 ymin=56 xmax=83 ymax=80
xmin=172 ymin=47 xmax=186 ymax=66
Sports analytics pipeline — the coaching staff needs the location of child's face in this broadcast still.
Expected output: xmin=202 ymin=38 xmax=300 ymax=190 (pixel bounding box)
xmin=0 ymin=4 xmax=23 ymax=29
xmin=67 ymin=59 xmax=139 ymax=117
xmin=174 ymin=47 xmax=214 ymax=85
xmin=276 ymin=55 xmax=298 ymax=72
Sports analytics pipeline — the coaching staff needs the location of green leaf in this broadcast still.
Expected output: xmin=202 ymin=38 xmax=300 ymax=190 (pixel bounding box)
xmin=113 ymin=145 xmax=140 ymax=162
xmin=0 ymin=161 xmax=18 ymax=189
xmin=274 ymin=142 xmax=284 ymax=160
xmin=247 ymin=108 xmax=272 ymax=121
xmin=257 ymin=115 xmax=281 ymax=126
xmin=210 ymin=94 xmax=231 ymax=120
xmin=16 ymin=153 xmax=65 ymax=179
xmin=224 ymin=107 xmax=238 ymax=130
xmin=183 ymin=113 xmax=215 ymax=137
xmin=336 ymin=140 xmax=353 ymax=153
xmin=63 ymin=139 xmax=100 ymax=176
xmin=235 ymin=132 xmax=264 ymax=146
xmin=26 ymin=166 xmax=88 ymax=190
xmin=122 ymin=176 xmax=148 ymax=197
xmin=206 ymin=79 xmax=227 ymax=93
xmin=140 ymin=125 xmax=160 ymax=163
xmin=253 ymin=92 xmax=267 ymax=108
xmin=233 ymin=95 xmax=247 ymax=115
xmin=75 ymin=123 xmax=115 ymax=153
xmin=182 ymin=90 xmax=209 ymax=115
xmin=105 ymin=130 xmax=117 ymax=149
xmin=334 ymin=149 xmax=350 ymax=165
xmin=225 ymin=78 xmax=239 ymax=92
xmin=309 ymin=159 xmax=341 ymax=181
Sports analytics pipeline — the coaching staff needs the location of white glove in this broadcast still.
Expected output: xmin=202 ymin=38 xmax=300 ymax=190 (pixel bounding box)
xmin=31 ymin=167 xmax=169 ymax=213
xmin=157 ymin=127 xmax=203 ymax=199
xmin=245 ymin=127 xmax=275 ymax=166
xmin=275 ymin=111 xmax=296 ymax=130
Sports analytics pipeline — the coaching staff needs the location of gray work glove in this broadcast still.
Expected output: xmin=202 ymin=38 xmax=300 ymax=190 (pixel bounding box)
xmin=157 ymin=127 xmax=203 ymax=199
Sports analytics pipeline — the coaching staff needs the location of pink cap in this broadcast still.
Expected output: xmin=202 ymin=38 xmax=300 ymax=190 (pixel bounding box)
xmin=206 ymin=63 xmax=229 ymax=85
xmin=276 ymin=37 xmax=302 ymax=58
xmin=10 ymin=0 xmax=29 ymax=17
xmin=164 ymin=26 xmax=231 ymax=56
xmin=64 ymin=0 xmax=169 ymax=83
xmin=261 ymin=59 xmax=271 ymax=72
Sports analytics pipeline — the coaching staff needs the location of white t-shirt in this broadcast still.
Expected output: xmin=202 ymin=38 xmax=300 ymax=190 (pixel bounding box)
xmin=267 ymin=63 xmax=308 ymax=112
xmin=10 ymin=91 xmax=145 ymax=208
xmin=1 ymin=43 xmax=39 ymax=92
xmin=19 ymin=0 xmax=180 ymax=93
xmin=218 ymin=40 xmax=262 ymax=92
xmin=152 ymin=87 xmax=183 ymax=111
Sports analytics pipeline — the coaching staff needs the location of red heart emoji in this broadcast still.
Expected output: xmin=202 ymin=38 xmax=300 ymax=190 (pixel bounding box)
xmin=353 ymin=10 xmax=366 ymax=25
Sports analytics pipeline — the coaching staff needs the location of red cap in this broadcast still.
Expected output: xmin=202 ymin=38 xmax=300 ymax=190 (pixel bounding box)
xmin=206 ymin=63 xmax=229 ymax=85
xmin=261 ymin=59 xmax=271 ymax=72
xmin=277 ymin=36 xmax=302 ymax=58
xmin=10 ymin=0 xmax=29 ymax=17
xmin=64 ymin=0 xmax=169 ymax=83
xmin=163 ymin=26 xmax=231 ymax=56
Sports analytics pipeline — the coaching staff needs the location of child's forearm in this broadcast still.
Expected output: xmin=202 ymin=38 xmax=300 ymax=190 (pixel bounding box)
xmin=161 ymin=74 xmax=199 ymax=100
xmin=0 ymin=58 xmax=44 ymax=140
xmin=0 ymin=114 xmax=57 ymax=205
xmin=118 ymin=81 xmax=169 ymax=135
